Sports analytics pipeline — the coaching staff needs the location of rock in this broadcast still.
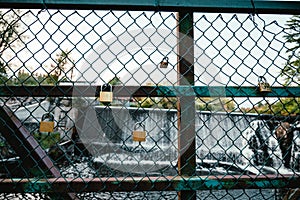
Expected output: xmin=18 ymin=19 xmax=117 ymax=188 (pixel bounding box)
xmin=275 ymin=122 xmax=293 ymax=168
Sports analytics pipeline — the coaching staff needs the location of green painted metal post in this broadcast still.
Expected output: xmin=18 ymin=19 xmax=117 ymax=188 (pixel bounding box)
xmin=177 ymin=11 xmax=196 ymax=200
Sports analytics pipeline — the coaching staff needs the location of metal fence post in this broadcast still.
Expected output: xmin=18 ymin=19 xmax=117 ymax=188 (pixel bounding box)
xmin=177 ymin=11 xmax=196 ymax=200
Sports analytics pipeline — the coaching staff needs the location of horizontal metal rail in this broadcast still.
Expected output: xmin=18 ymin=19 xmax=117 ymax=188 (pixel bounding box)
xmin=0 ymin=0 xmax=300 ymax=14
xmin=0 ymin=174 xmax=299 ymax=193
xmin=0 ymin=85 xmax=299 ymax=97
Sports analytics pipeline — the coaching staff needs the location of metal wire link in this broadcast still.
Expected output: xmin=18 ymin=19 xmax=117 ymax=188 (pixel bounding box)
xmin=0 ymin=8 xmax=299 ymax=200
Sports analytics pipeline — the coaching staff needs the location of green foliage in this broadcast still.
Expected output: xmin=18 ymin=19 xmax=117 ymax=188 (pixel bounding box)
xmin=33 ymin=132 xmax=60 ymax=150
xmin=243 ymin=98 xmax=300 ymax=116
xmin=108 ymin=76 xmax=122 ymax=85
xmin=7 ymin=70 xmax=54 ymax=85
xmin=139 ymin=97 xmax=155 ymax=108
xmin=0 ymin=74 xmax=8 ymax=84
xmin=273 ymin=98 xmax=300 ymax=115
xmin=5 ymin=49 xmax=74 ymax=86
xmin=0 ymin=62 xmax=6 ymax=75
xmin=159 ymin=97 xmax=177 ymax=109
xmin=0 ymin=10 xmax=26 ymax=77
xmin=135 ymin=96 xmax=235 ymax=111
xmin=40 ymin=74 xmax=59 ymax=85
xmin=284 ymin=15 xmax=300 ymax=53
xmin=282 ymin=15 xmax=300 ymax=85
xmin=137 ymin=97 xmax=177 ymax=109
xmin=195 ymin=98 xmax=236 ymax=112
xmin=14 ymin=70 xmax=39 ymax=85
xmin=47 ymin=50 xmax=74 ymax=83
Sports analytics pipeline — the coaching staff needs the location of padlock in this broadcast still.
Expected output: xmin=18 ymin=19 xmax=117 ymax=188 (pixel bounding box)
xmin=258 ymin=76 xmax=271 ymax=92
xmin=132 ymin=122 xmax=146 ymax=142
xmin=160 ymin=57 xmax=169 ymax=68
xmin=39 ymin=112 xmax=54 ymax=133
xmin=99 ymin=84 xmax=113 ymax=102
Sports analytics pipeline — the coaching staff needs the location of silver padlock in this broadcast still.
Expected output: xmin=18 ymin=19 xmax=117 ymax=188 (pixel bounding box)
xmin=258 ymin=76 xmax=271 ymax=92
xmin=160 ymin=57 xmax=169 ymax=68
xmin=99 ymin=84 xmax=113 ymax=102
xmin=132 ymin=122 xmax=146 ymax=142
xmin=39 ymin=112 xmax=55 ymax=133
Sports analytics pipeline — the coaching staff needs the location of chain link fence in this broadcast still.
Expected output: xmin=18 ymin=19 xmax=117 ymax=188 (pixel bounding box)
xmin=0 ymin=5 xmax=299 ymax=200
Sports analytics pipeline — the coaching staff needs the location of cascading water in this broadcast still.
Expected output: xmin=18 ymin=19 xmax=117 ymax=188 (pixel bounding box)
xmin=84 ymin=106 xmax=266 ymax=173
xmin=11 ymin=101 xmax=299 ymax=174
xmin=195 ymin=112 xmax=256 ymax=163
xmin=87 ymin=106 xmax=179 ymax=173
xmin=85 ymin=106 xmax=299 ymax=174
xmin=241 ymin=120 xmax=283 ymax=169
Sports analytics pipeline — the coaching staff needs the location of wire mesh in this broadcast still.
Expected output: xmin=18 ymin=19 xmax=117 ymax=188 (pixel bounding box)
xmin=0 ymin=8 xmax=299 ymax=200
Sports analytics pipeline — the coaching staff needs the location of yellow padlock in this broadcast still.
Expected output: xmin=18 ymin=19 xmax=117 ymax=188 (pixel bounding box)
xmin=258 ymin=76 xmax=271 ymax=92
xmin=132 ymin=122 xmax=146 ymax=142
xmin=39 ymin=113 xmax=54 ymax=132
xmin=160 ymin=56 xmax=169 ymax=68
xmin=99 ymin=84 xmax=113 ymax=102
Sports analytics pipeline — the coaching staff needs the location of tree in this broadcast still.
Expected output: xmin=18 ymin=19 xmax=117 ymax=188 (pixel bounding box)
xmin=195 ymin=97 xmax=235 ymax=112
xmin=281 ymin=15 xmax=300 ymax=85
xmin=45 ymin=50 xmax=74 ymax=84
xmin=137 ymin=96 xmax=178 ymax=109
xmin=15 ymin=69 xmax=38 ymax=85
xmin=0 ymin=10 xmax=25 ymax=83
xmin=108 ymin=76 xmax=122 ymax=85
xmin=242 ymin=98 xmax=300 ymax=116
xmin=247 ymin=16 xmax=300 ymax=116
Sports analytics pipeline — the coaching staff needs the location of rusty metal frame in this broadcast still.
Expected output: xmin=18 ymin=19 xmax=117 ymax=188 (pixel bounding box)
xmin=176 ymin=11 xmax=196 ymax=200
xmin=0 ymin=174 xmax=299 ymax=193
xmin=0 ymin=0 xmax=299 ymax=198
xmin=0 ymin=106 xmax=76 ymax=199
xmin=0 ymin=106 xmax=60 ymax=177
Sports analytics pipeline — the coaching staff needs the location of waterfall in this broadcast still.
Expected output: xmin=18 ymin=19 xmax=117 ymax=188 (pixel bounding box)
xmin=9 ymin=100 xmax=299 ymax=174
xmin=196 ymin=112 xmax=255 ymax=163
xmin=241 ymin=120 xmax=283 ymax=168
xmin=86 ymin=106 xmax=179 ymax=173
xmin=78 ymin=106 xmax=298 ymax=173
xmin=86 ymin=107 xmax=256 ymax=172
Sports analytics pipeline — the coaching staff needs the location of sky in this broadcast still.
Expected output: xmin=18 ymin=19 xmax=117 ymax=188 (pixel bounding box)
xmin=8 ymin=10 xmax=290 ymax=83
xmin=2 ymin=9 xmax=294 ymax=107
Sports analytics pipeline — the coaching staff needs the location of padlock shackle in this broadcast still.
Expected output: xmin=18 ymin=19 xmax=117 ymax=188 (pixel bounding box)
xmin=41 ymin=112 xmax=54 ymax=121
xmin=160 ymin=56 xmax=169 ymax=68
xmin=258 ymin=76 xmax=267 ymax=83
xmin=134 ymin=122 xmax=145 ymax=131
xmin=100 ymin=83 xmax=112 ymax=92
